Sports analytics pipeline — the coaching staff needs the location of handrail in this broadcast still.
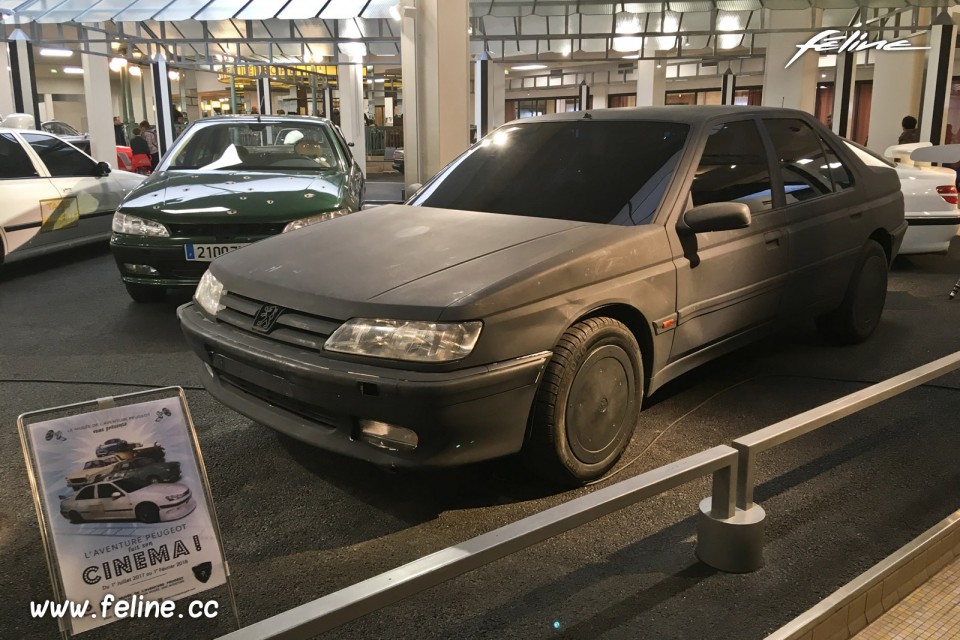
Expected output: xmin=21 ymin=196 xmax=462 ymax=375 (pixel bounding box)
xmin=733 ymin=350 xmax=960 ymax=509
xmin=217 ymin=445 xmax=738 ymax=640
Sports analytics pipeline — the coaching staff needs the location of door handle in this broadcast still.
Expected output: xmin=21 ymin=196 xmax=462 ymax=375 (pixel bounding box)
xmin=764 ymin=231 xmax=782 ymax=248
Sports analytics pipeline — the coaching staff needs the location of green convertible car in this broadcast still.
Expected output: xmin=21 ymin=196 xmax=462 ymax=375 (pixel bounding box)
xmin=110 ymin=115 xmax=365 ymax=302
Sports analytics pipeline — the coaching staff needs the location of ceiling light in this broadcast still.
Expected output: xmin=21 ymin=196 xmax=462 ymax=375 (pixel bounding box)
xmin=128 ymin=66 xmax=141 ymax=76
xmin=511 ymin=64 xmax=547 ymax=71
xmin=339 ymin=42 xmax=367 ymax=59
xmin=821 ymin=73 xmax=827 ymax=78
xmin=109 ymin=57 xmax=127 ymax=72
xmin=63 ymin=66 xmax=84 ymax=74
xmin=40 ymin=48 xmax=72 ymax=57
xmin=168 ymin=70 xmax=180 ymax=81
xmin=716 ymin=13 xmax=742 ymax=50
xmin=623 ymin=54 xmax=641 ymax=60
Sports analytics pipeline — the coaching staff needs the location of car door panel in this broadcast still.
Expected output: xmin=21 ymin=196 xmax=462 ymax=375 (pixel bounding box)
xmin=667 ymin=118 xmax=790 ymax=361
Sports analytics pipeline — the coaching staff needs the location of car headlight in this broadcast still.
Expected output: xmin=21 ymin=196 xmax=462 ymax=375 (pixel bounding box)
xmin=324 ymin=319 xmax=483 ymax=362
xmin=112 ymin=211 xmax=170 ymax=237
xmin=194 ymin=270 xmax=226 ymax=317
xmin=282 ymin=208 xmax=351 ymax=233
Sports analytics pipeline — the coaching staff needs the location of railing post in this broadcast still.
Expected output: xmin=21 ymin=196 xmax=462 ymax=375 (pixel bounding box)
xmin=696 ymin=458 xmax=766 ymax=573
xmin=735 ymin=443 xmax=757 ymax=510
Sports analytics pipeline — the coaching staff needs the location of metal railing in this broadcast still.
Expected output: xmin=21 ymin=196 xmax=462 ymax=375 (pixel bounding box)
xmin=217 ymin=350 xmax=960 ymax=640
xmin=218 ymin=445 xmax=739 ymax=640
xmin=734 ymin=351 xmax=960 ymax=510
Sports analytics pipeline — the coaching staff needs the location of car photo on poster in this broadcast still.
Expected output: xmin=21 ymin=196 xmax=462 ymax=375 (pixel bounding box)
xmin=105 ymin=457 xmax=182 ymax=484
xmin=59 ymin=478 xmax=196 ymax=524
xmin=65 ymin=455 xmax=125 ymax=490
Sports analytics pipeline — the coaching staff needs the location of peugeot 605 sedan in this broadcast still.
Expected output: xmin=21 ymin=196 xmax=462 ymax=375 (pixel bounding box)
xmin=179 ymin=107 xmax=906 ymax=485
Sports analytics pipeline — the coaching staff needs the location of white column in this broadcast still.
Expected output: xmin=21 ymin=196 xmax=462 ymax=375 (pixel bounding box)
xmin=82 ymin=29 xmax=116 ymax=167
xmin=384 ymin=96 xmax=394 ymax=125
xmin=337 ymin=62 xmax=367 ymax=176
xmin=256 ymin=77 xmax=273 ymax=114
xmin=636 ymin=59 xmax=666 ymax=106
xmin=149 ymin=53 xmax=175 ymax=155
xmin=400 ymin=0 xmax=470 ymax=186
xmin=867 ymin=48 xmax=923 ymax=154
xmin=762 ymin=9 xmax=821 ymax=113
xmin=474 ymin=52 xmax=505 ymax=137
xmin=8 ymin=29 xmax=40 ymax=124
xmin=578 ymin=81 xmax=591 ymax=109
xmin=0 ymin=42 xmax=14 ymax=117
xmin=919 ymin=11 xmax=956 ymax=145
xmin=41 ymin=94 xmax=53 ymax=121
xmin=721 ymin=69 xmax=737 ymax=105
xmin=591 ymin=84 xmax=608 ymax=109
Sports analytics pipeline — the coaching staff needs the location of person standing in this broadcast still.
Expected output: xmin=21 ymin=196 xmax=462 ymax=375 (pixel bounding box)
xmin=113 ymin=116 xmax=127 ymax=146
xmin=140 ymin=120 xmax=160 ymax=169
xmin=899 ymin=116 xmax=921 ymax=144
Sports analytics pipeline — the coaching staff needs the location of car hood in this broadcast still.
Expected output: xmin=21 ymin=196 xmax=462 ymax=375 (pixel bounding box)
xmin=119 ymin=170 xmax=348 ymax=223
xmin=211 ymin=205 xmax=667 ymax=320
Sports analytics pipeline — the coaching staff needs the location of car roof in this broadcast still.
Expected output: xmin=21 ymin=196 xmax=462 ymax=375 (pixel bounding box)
xmin=517 ymin=105 xmax=815 ymax=124
xmin=192 ymin=114 xmax=334 ymax=126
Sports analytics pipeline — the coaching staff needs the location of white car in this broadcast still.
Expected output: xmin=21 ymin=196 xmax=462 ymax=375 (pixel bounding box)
xmin=59 ymin=478 xmax=196 ymax=524
xmin=845 ymin=140 xmax=960 ymax=255
xmin=0 ymin=127 xmax=144 ymax=265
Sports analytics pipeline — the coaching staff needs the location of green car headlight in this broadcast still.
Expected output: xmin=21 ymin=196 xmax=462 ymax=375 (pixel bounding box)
xmin=324 ymin=319 xmax=483 ymax=362
xmin=194 ymin=270 xmax=226 ymax=317
xmin=282 ymin=208 xmax=351 ymax=233
xmin=112 ymin=211 xmax=170 ymax=237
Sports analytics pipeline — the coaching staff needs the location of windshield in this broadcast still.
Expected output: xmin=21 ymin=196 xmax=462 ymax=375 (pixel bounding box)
xmin=163 ymin=120 xmax=346 ymax=172
xmin=410 ymin=120 xmax=689 ymax=225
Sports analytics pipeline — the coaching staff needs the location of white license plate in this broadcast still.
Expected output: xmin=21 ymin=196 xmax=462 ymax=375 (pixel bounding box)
xmin=184 ymin=243 xmax=249 ymax=262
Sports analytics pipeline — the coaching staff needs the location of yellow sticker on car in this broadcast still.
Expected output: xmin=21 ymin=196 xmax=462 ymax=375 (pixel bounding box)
xmin=39 ymin=197 xmax=80 ymax=232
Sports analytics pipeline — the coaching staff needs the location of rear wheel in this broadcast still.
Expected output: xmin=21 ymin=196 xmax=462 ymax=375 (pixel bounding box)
xmin=124 ymin=282 xmax=166 ymax=303
xmin=815 ymin=240 xmax=888 ymax=344
xmin=525 ymin=317 xmax=643 ymax=486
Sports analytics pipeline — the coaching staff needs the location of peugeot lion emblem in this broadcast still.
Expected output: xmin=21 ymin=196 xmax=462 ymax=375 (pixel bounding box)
xmin=252 ymin=304 xmax=284 ymax=333
xmin=192 ymin=562 xmax=212 ymax=583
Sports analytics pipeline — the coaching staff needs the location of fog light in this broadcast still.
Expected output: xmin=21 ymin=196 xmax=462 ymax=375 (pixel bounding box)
xmin=124 ymin=263 xmax=159 ymax=275
xmin=359 ymin=419 xmax=418 ymax=451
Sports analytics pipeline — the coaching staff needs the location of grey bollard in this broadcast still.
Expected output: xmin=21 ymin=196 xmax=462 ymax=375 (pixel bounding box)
xmin=695 ymin=497 xmax=765 ymax=573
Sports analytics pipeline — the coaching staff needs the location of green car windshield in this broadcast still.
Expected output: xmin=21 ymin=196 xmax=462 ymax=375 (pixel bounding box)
xmin=163 ymin=121 xmax=347 ymax=173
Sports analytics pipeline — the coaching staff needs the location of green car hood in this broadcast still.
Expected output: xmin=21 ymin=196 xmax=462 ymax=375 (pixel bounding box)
xmin=119 ymin=170 xmax=349 ymax=223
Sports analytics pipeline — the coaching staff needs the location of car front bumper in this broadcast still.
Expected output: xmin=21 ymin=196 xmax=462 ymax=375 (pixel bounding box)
xmin=178 ymin=303 xmax=551 ymax=468
xmin=111 ymin=237 xmax=212 ymax=287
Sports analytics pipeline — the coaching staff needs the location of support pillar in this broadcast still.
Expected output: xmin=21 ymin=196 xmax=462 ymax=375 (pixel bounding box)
xmin=721 ymin=69 xmax=737 ymax=105
xmin=82 ymin=29 xmax=116 ymax=167
xmin=337 ymin=63 xmax=367 ymax=176
xmin=150 ymin=53 xmax=175 ymax=156
xmin=579 ymin=80 xmax=591 ymax=110
xmin=8 ymin=29 xmax=40 ymax=125
xmin=761 ymin=9 xmax=821 ymax=113
xmin=0 ymin=41 xmax=15 ymax=117
xmin=474 ymin=52 xmax=505 ymax=138
xmin=636 ymin=59 xmax=666 ymax=106
xmin=323 ymin=82 xmax=333 ymax=118
xmin=831 ymin=48 xmax=856 ymax=138
xmin=310 ymin=74 xmax=318 ymax=116
xmin=919 ymin=11 xmax=956 ymax=145
xmin=256 ymin=77 xmax=272 ymax=114
xmin=400 ymin=0 xmax=470 ymax=186
xmin=591 ymin=84 xmax=608 ymax=109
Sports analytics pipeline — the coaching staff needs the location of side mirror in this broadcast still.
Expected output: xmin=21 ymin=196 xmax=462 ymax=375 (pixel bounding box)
xmin=678 ymin=202 xmax=751 ymax=234
xmin=404 ymin=183 xmax=423 ymax=200
xmin=95 ymin=161 xmax=112 ymax=177
xmin=111 ymin=492 xmax=122 ymax=499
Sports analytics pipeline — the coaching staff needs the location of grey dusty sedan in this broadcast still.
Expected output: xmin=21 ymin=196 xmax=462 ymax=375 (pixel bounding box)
xmin=179 ymin=106 xmax=906 ymax=485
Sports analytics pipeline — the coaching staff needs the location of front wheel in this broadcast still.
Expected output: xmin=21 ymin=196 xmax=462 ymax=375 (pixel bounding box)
xmin=124 ymin=282 xmax=166 ymax=303
xmin=525 ymin=317 xmax=643 ymax=486
xmin=135 ymin=502 xmax=160 ymax=523
xmin=815 ymin=240 xmax=888 ymax=344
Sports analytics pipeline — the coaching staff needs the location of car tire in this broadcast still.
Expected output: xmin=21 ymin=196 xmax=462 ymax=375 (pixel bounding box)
xmin=68 ymin=510 xmax=84 ymax=524
xmin=525 ymin=317 xmax=643 ymax=486
xmin=135 ymin=503 xmax=161 ymax=524
xmin=815 ymin=240 xmax=888 ymax=345
xmin=124 ymin=283 xmax=166 ymax=303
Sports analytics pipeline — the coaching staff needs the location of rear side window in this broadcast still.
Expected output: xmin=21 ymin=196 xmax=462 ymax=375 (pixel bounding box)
xmin=764 ymin=119 xmax=853 ymax=204
xmin=690 ymin=120 xmax=774 ymax=213
xmin=0 ymin=134 xmax=38 ymax=179
xmin=21 ymin=133 xmax=97 ymax=178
